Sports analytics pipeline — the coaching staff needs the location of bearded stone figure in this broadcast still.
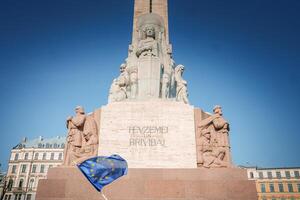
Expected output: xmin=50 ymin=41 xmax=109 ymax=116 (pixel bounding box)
xmin=63 ymin=106 xmax=99 ymax=166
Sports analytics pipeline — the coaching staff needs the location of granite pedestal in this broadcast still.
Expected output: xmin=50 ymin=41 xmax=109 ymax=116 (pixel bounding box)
xmin=36 ymin=167 xmax=257 ymax=200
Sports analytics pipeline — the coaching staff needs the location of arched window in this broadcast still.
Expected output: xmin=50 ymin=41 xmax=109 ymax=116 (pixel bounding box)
xmin=61 ymin=143 xmax=65 ymax=149
xmin=29 ymin=179 xmax=34 ymax=189
xmin=14 ymin=153 xmax=19 ymax=161
xmin=7 ymin=179 xmax=13 ymax=191
xmin=24 ymin=153 xmax=28 ymax=160
xmin=50 ymin=153 xmax=54 ymax=160
xmin=46 ymin=143 xmax=50 ymax=148
xmin=34 ymin=153 xmax=39 ymax=160
xmin=42 ymin=153 xmax=46 ymax=160
xmin=53 ymin=143 xmax=58 ymax=148
xmin=18 ymin=179 xmax=24 ymax=188
xmin=58 ymin=153 xmax=62 ymax=160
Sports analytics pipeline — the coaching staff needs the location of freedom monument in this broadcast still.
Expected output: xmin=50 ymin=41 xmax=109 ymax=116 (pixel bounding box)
xmin=36 ymin=0 xmax=257 ymax=199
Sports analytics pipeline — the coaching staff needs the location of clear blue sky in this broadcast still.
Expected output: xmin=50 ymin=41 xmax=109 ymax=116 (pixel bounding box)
xmin=0 ymin=0 xmax=299 ymax=170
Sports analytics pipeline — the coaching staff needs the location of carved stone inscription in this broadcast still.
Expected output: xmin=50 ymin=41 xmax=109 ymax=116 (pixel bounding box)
xmin=129 ymin=126 xmax=168 ymax=147
xmin=99 ymin=101 xmax=197 ymax=168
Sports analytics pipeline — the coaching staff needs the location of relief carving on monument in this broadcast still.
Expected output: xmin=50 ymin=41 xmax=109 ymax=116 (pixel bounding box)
xmin=136 ymin=25 xmax=159 ymax=58
xmin=63 ymin=106 xmax=99 ymax=166
xmin=197 ymin=105 xmax=231 ymax=168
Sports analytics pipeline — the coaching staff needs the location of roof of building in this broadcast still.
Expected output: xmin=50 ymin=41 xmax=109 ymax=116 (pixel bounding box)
xmin=13 ymin=136 xmax=66 ymax=149
xmin=239 ymin=165 xmax=300 ymax=170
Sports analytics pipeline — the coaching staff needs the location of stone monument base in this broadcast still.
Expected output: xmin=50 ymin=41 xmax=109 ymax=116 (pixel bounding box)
xmin=36 ymin=167 xmax=257 ymax=200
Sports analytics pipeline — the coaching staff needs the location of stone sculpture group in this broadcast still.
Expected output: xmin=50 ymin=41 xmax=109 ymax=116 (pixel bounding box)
xmin=108 ymin=13 xmax=189 ymax=103
xmin=63 ymin=106 xmax=99 ymax=166
xmin=197 ymin=105 xmax=231 ymax=168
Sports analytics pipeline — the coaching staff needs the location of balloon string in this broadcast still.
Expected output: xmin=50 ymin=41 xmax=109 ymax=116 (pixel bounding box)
xmin=101 ymin=191 xmax=108 ymax=200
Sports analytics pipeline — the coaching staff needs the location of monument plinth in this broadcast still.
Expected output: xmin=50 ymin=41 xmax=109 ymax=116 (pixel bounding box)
xmin=37 ymin=167 xmax=257 ymax=200
xmin=36 ymin=0 xmax=257 ymax=199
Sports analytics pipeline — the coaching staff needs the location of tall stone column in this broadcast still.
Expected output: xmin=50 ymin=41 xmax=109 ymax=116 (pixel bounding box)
xmin=132 ymin=0 xmax=169 ymax=44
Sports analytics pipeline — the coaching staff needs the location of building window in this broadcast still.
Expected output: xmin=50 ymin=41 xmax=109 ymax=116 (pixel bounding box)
xmin=267 ymin=171 xmax=272 ymax=179
xmin=259 ymin=172 xmax=264 ymax=179
xmin=7 ymin=179 xmax=13 ymax=191
xmin=40 ymin=165 xmax=45 ymax=173
xmin=285 ymin=171 xmax=291 ymax=179
xmin=297 ymin=183 xmax=300 ymax=192
xmin=54 ymin=143 xmax=58 ymax=148
xmin=58 ymin=153 xmax=62 ymax=160
xmin=50 ymin=153 xmax=54 ymax=160
xmin=295 ymin=171 xmax=300 ymax=178
xmin=46 ymin=143 xmax=50 ymax=148
xmin=14 ymin=194 xmax=22 ymax=200
xmin=32 ymin=164 xmax=37 ymax=173
xmin=12 ymin=165 xmax=16 ymax=174
xmin=26 ymin=194 xmax=32 ymax=200
xmin=14 ymin=153 xmax=19 ymax=161
xmin=288 ymin=183 xmax=294 ymax=192
xmin=21 ymin=164 xmax=27 ymax=173
xmin=269 ymin=183 xmax=275 ymax=192
xmin=276 ymin=171 xmax=281 ymax=179
xmin=61 ymin=143 xmax=65 ymax=148
xmin=24 ymin=153 xmax=28 ymax=160
xmin=261 ymin=183 xmax=266 ymax=193
xmin=18 ymin=179 xmax=24 ymax=188
xmin=278 ymin=183 xmax=284 ymax=192
xmin=42 ymin=153 xmax=46 ymax=160
xmin=34 ymin=153 xmax=39 ymax=160
xmin=29 ymin=179 xmax=34 ymax=189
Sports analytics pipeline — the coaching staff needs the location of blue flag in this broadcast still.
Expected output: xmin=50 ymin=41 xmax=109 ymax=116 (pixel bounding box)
xmin=77 ymin=154 xmax=128 ymax=191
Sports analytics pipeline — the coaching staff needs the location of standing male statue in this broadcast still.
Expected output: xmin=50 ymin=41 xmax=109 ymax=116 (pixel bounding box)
xmin=63 ymin=106 xmax=86 ymax=166
xmin=63 ymin=106 xmax=99 ymax=165
xmin=211 ymin=105 xmax=230 ymax=147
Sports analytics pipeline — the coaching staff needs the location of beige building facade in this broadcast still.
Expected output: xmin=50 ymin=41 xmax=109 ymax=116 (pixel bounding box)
xmin=3 ymin=136 xmax=65 ymax=200
xmin=246 ymin=167 xmax=300 ymax=200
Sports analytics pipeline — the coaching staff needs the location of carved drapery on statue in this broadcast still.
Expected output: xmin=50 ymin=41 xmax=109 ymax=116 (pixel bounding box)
xmin=107 ymin=13 xmax=189 ymax=103
xmin=63 ymin=106 xmax=99 ymax=166
xmin=174 ymin=65 xmax=189 ymax=104
xmin=196 ymin=105 xmax=231 ymax=168
xmin=108 ymin=63 xmax=130 ymax=103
